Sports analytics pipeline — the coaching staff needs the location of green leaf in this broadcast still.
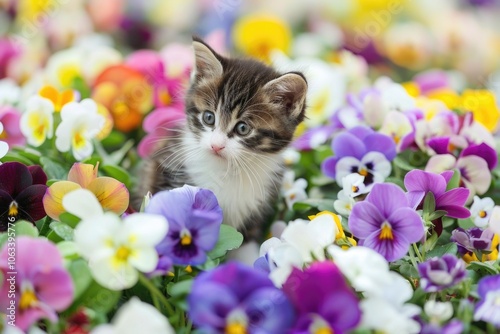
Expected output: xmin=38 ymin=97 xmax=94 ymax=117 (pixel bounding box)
xmin=169 ymin=279 xmax=194 ymax=298
xmin=292 ymin=199 xmax=335 ymax=212
xmin=385 ymin=177 xmax=405 ymax=189
xmin=446 ymin=169 xmax=461 ymax=191
xmin=15 ymin=148 xmax=42 ymax=165
xmin=67 ymin=259 xmax=93 ymax=300
xmin=0 ymin=220 xmax=39 ymax=248
xmin=57 ymin=241 xmax=80 ymax=261
xmin=67 ymin=280 xmax=121 ymax=315
xmin=49 ymin=222 xmax=74 ymax=241
xmin=425 ymin=243 xmax=458 ymax=259
xmin=40 ymin=157 xmax=67 ymax=180
xmin=427 ymin=210 xmax=447 ymax=221
xmin=393 ymin=156 xmax=415 ymax=172
xmin=59 ymin=212 xmax=81 ymax=228
xmin=423 ymin=191 xmax=436 ymax=214
xmin=423 ymin=231 xmax=438 ymax=252
xmin=458 ymin=218 xmax=475 ymax=229
xmin=207 ymin=225 xmax=244 ymax=259
xmin=100 ymin=164 xmax=132 ymax=188
xmin=1 ymin=152 xmax=34 ymax=165
xmin=399 ymin=263 xmax=419 ymax=278
xmin=467 ymin=261 xmax=499 ymax=275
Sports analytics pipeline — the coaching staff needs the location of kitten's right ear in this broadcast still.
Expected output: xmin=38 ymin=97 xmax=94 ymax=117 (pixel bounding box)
xmin=192 ymin=38 xmax=223 ymax=81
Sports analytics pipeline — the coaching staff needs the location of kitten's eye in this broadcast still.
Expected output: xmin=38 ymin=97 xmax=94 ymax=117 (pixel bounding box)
xmin=202 ymin=111 xmax=215 ymax=126
xmin=235 ymin=122 xmax=251 ymax=136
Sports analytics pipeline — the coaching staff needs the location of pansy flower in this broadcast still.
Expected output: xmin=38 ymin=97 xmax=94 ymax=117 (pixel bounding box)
xmin=349 ymin=183 xmax=424 ymax=261
xmin=470 ymin=196 xmax=495 ymax=227
xmin=0 ymin=162 xmax=47 ymax=230
xmin=43 ymin=163 xmax=129 ymax=221
xmin=474 ymin=274 xmax=500 ymax=327
xmin=0 ymin=121 xmax=7 ymax=160
xmin=20 ymin=96 xmax=54 ymax=147
xmin=145 ymin=185 xmax=223 ymax=265
xmin=451 ymin=227 xmax=498 ymax=263
xmin=38 ymin=85 xmax=78 ymax=112
xmin=379 ymin=111 xmax=416 ymax=152
xmin=0 ymin=106 xmax=25 ymax=148
xmin=418 ymin=255 xmax=467 ymax=292
xmin=0 ymin=237 xmax=74 ymax=331
xmin=322 ymin=126 xmax=396 ymax=189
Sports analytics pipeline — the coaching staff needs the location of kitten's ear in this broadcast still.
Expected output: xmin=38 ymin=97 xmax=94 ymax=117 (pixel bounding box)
xmin=263 ymin=72 xmax=308 ymax=119
xmin=192 ymin=38 xmax=223 ymax=80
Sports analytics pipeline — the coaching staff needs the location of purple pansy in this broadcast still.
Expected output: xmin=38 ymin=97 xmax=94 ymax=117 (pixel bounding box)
xmin=282 ymin=261 xmax=361 ymax=334
xmin=419 ymin=319 xmax=464 ymax=334
xmin=474 ymin=274 xmax=500 ymax=327
xmin=451 ymin=227 xmax=494 ymax=258
xmin=188 ymin=261 xmax=295 ymax=334
xmin=0 ymin=237 xmax=74 ymax=331
xmin=0 ymin=162 xmax=48 ymax=231
xmin=292 ymin=124 xmax=337 ymax=151
xmin=404 ymin=169 xmax=470 ymax=219
xmin=418 ymin=254 xmax=467 ymax=292
xmin=145 ymin=185 xmax=223 ymax=266
xmin=322 ymin=126 xmax=396 ymax=187
xmin=348 ymin=183 xmax=424 ymax=261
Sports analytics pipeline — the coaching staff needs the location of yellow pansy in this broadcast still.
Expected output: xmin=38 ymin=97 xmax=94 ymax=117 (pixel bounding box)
xmin=460 ymin=89 xmax=500 ymax=132
xmin=233 ymin=14 xmax=291 ymax=62
xmin=309 ymin=211 xmax=357 ymax=248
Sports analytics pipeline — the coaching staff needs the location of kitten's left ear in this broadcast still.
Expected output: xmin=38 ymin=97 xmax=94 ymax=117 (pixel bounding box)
xmin=263 ymin=72 xmax=307 ymax=120
xmin=192 ymin=38 xmax=224 ymax=81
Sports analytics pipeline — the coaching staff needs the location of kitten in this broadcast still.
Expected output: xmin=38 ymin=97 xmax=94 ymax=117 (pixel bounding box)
xmin=138 ymin=38 xmax=307 ymax=232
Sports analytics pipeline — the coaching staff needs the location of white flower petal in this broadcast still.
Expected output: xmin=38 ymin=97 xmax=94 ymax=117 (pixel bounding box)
xmin=90 ymin=255 xmax=138 ymax=290
xmin=0 ymin=141 xmax=8 ymax=159
xmin=74 ymin=212 xmax=121 ymax=258
xmin=129 ymin=247 xmax=159 ymax=273
xmin=336 ymin=156 xmax=362 ymax=184
xmin=62 ymin=188 xmax=104 ymax=220
xmin=259 ymin=237 xmax=282 ymax=257
xmin=123 ymin=213 xmax=169 ymax=247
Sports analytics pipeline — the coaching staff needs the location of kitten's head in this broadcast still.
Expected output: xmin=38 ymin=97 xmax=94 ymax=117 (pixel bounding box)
xmin=185 ymin=37 xmax=307 ymax=161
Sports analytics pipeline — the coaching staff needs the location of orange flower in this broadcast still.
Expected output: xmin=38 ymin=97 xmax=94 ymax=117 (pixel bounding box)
xmin=92 ymin=65 xmax=152 ymax=132
xmin=43 ymin=163 xmax=129 ymax=221
xmin=39 ymin=85 xmax=76 ymax=112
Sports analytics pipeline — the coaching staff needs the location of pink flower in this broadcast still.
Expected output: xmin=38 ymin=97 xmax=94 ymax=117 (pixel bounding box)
xmin=0 ymin=237 xmax=74 ymax=331
xmin=0 ymin=106 xmax=25 ymax=148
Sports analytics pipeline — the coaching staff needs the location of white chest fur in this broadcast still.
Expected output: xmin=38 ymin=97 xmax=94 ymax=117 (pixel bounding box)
xmin=182 ymin=135 xmax=283 ymax=229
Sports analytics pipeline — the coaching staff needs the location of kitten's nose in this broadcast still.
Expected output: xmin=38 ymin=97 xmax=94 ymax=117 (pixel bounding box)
xmin=211 ymin=144 xmax=225 ymax=153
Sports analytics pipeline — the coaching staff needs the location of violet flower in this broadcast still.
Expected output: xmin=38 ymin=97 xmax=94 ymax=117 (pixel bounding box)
xmin=474 ymin=274 xmax=500 ymax=327
xmin=451 ymin=227 xmax=494 ymax=258
xmin=404 ymin=169 xmax=470 ymax=219
xmin=0 ymin=237 xmax=74 ymax=331
xmin=145 ymin=185 xmax=223 ymax=266
xmin=419 ymin=319 xmax=464 ymax=334
xmin=283 ymin=261 xmax=361 ymax=334
xmin=348 ymin=183 xmax=424 ymax=261
xmin=188 ymin=261 xmax=295 ymax=333
xmin=0 ymin=162 xmax=48 ymax=230
xmin=418 ymin=254 xmax=467 ymax=292
xmin=321 ymin=126 xmax=396 ymax=187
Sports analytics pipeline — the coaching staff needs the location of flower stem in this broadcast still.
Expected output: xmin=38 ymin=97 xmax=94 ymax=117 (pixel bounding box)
xmin=139 ymin=274 xmax=175 ymax=316
xmin=408 ymin=245 xmax=419 ymax=270
xmin=412 ymin=243 xmax=424 ymax=262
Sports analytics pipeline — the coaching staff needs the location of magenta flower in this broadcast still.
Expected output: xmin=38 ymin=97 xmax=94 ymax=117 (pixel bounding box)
xmin=349 ymin=183 xmax=425 ymax=261
xmin=145 ymin=185 xmax=223 ymax=265
xmin=283 ymin=261 xmax=361 ymax=334
xmin=0 ymin=106 xmax=25 ymax=148
xmin=404 ymin=169 xmax=470 ymax=219
xmin=0 ymin=162 xmax=48 ymax=231
xmin=0 ymin=237 xmax=74 ymax=331
xmin=188 ymin=262 xmax=295 ymax=333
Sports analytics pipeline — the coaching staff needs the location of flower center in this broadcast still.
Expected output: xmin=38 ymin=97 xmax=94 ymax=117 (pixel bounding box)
xmin=358 ymin=168 xmax=368 ymax=177
xmin=392 ymin=133 xmax=401 ymax=144
xmin=115 ymin=246 xmax=132 ymax=262
xmin=309 ymin=315 xmax=334 ymax=334
xmin=19 ymin=288 xmax=38 ymax=311
xmin=351 ymin=185 xmax=359 ymax=193
xmin=180 ymin=229 xmax=192 ymax=246
xmin=315 ymin=328 xmax=334 ymax=334
xmin=113 ymin=100 xmax=130 ymax=116
xmin=379 ymin=221 xmax=394 ymax=240
xmin=159 ymin=87 xmax=172 ymax=106
xmin=0 ymin=129 xmax=7 ymax=139
xmin=479 ymin=210 xmax=487 ymax=218
xmin=225 ymin=322 xmax=247 ymax=334
xmin=225 ymin=309 xmax=248 ymax=334
xmin=8 ymin=201 xmax=18 ymax=217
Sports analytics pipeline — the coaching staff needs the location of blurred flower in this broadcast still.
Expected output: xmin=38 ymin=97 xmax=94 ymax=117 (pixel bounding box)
xmin=87 ymin=0 xmax=125 ymax=32
xmin=474 ymin=274 xmax=500 ymax=327
xmin=281 ymin=170 xmax=308 ymax=209
xmin=360 ymin=297 xmax=421 ymax=334
xmin=0 ymin=162 xmax=47 ymax=230
xmin=379 ymin=111 xmax=415 ymax=152
xmin=334 ymin=190 xmax=356 ymax=216
xmin=38 ymin=85 xmax=78 ymax=112
xmin=145 ymin=185 xmax=223 ymax=265
xmin=322 ymin=126 xmax=395 ymax=189
xmin=0 ymin=122 xmax=7 ymax=160
xmin=470 ymin=196 xmax=495 ymax=227
xmin=90 ymin=297 xmax=174 ymax=334
xmin=460 ymin=90 xmax=500 ymax=132
xmin=418 ymin=255 xmax=467 ymax=292
xmin=72 ymin=189 xmax=168 ymax=290
xmin=43 ymin=163 xmax=129 ymax=221
xmin=189 ymin=262 xmax=295 ymax=333
xmin=283 ymin=261 xmax=361 ymax=333
xmin=0 ymin=106 xmax=25 ymax=148
xmin=424 ymin=300 xmax=454 ymax=325
xmin=0 ymin=78 xmax=21 ymax=106
xmin=137 ymin=106 xmax=186 ymax=158
xmin=160 ymin=43 xmax=193 ymax=79
xmin=349 ymin=183 xmax=424 ymax=261
xmin=20 ymin=96 xmax=54 ymax=147
xmin=55 ymin=99 xmax=104 ymax=160
xmin=0 ymin=237 xmax=74 ymax=331
xmin=282 ymin=148 xmax=300 ymax=166
xmin=92 ymin=65 xmax=152 ymax=132
xmin=451 ymin=227 xmax=497 ymax=263
xmin=45 ymin=48 xmax=85 ymax=89
xmin=404 ymin=170 xmax=470 ymax=219
xmin=233 ymin=14 xmax=291 ymax=62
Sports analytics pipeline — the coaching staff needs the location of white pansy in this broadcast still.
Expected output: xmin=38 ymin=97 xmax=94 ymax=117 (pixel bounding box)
xmin=488 ymin=206 xmax=500 ymax=236
xmin=45 ymin=48 xmax=85 ymax=89
xmin=335 ymin=152 xmax=391 ymax=190
xmin=55 ymin=99 xmax=104 ymax=160
xmin=470 ymin=196 xmax=495 ymax=228
xmin=0 ymin=78 xmax=21 ymax=106
xmin=90 ymin=297 xmax=174 ymax=334
xmin=360 ymin=298 xmax=421 ymax=334
xmin=424 ymin=300 xmax=453 ymax=324
xmin=341 ymin=173 xmax=367 ymax=198
xmin=281 ymin=170 xmax=308 ymax=209
xmin=0 ymin=122 xmax=8 ymax=161
xmin=282 ymin=148 xmax=301 ymax=166
xmin=69 ymin=189 xmax=168 ymax=290
xmin=20 ymin=96 xmax=55 ymax=147
xmin=333 ymin=190 xmax=355 ymax=216
xmin=379 ymin=111 xmax=414 ymax=152
xmin=268 ymin=242 xmax=304 ymax=287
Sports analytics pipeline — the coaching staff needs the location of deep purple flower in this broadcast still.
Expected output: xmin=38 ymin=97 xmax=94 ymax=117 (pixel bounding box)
xmin=188 ymin=261 xmax=295 ymax=334
xmin=145 ymin=185 xmax=223 ymax=265
xmin=349 ymin=183 xmax=424 ymax=261
xmin=451 ymin=227 xmax=494 ymax=256
xmin=282 ymin=261 xmax=361 ymax=334
xmin=0 ymin=162 xmax=47 ymax=231
xmin=474 ymin=274 xmax=500 ymax=327
xmin=418 ymin=254 xmax=467 ymax=292
xmin=404 ymin=169 xmax=470 ymax=219
xmin=321 ymin=126 xmax=396 ymax=186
